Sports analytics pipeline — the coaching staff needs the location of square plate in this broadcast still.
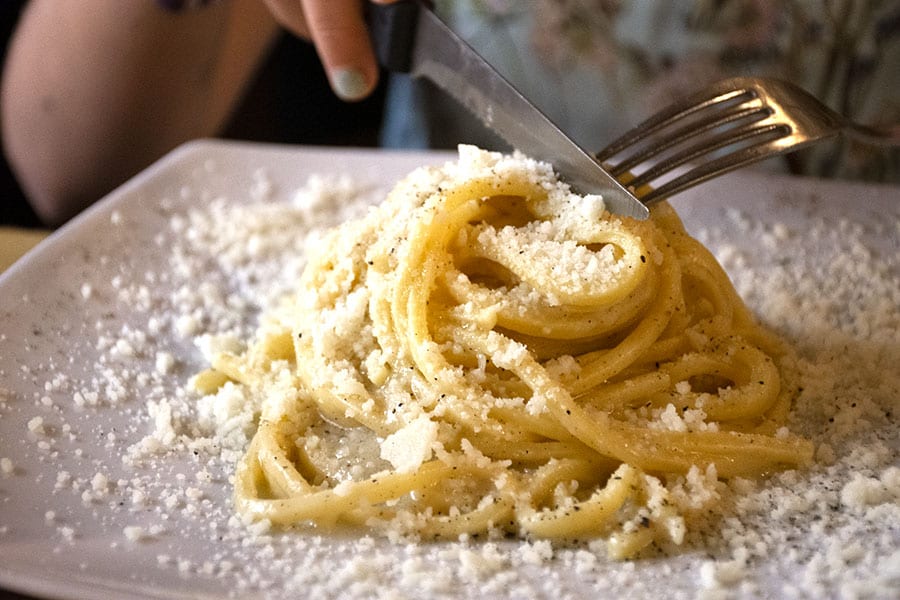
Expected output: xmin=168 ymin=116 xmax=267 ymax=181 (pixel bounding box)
xmin=1 ymin=140 xmax=898 ymax=599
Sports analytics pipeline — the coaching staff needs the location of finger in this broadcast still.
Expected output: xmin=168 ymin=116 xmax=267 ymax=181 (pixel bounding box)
xmin=301 ymin=0 xmax=378 ymax=101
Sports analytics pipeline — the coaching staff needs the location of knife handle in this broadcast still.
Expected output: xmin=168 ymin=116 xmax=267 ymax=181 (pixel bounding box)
xmin=366 ymin=1 xmax=421 ymax=73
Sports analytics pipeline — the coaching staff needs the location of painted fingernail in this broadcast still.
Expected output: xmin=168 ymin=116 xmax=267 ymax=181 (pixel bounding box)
xmin=331 ymin=68 xmax=370 ymax=101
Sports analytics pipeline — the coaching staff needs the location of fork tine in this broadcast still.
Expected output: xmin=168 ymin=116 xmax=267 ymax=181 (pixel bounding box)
xmin=606 ymin=104 xmax=771 ymax=176
xmin=638 ymin=134 xmax=799 ymax=204
xmin=595 ymin=83 xmax=755 ymax=163
xmin=626 ymin=122 xmax=789 ymax=191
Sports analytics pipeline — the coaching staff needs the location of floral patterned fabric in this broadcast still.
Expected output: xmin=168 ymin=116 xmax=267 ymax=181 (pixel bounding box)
xmin=382 ymin=0 xmax=900 ymax=182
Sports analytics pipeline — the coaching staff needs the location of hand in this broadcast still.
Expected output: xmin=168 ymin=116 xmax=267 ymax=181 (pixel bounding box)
xmin=262 ymin=0 xmax=399 ymax=101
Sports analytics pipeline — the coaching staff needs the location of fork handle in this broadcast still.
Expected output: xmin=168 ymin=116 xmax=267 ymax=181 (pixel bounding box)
xmin=845 ymin=122 xmax=900 ymax=147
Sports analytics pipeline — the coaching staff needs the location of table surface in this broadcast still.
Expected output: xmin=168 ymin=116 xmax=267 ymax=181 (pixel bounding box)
xmin=0 ymin=226 xmax=49 ymax=274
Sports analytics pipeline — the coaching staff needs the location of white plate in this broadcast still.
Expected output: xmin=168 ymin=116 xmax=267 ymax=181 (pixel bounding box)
xmin=0 ymin=140 xmax=898 ymax=600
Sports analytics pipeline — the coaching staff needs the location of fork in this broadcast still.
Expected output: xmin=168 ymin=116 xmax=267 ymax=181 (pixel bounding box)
xmin=594 ymin=77 xmax=900 ymax=205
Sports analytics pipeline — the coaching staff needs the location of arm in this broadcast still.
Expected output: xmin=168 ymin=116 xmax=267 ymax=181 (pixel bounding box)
xmin=2 ymin=0 xmax=397 ymax=226
xmin=1 ymin=0 xmax=279 ymax=225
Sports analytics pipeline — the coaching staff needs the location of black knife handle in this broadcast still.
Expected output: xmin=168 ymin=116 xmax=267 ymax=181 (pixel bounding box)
xmin=366 ymin=1 xmax=421 ymax=73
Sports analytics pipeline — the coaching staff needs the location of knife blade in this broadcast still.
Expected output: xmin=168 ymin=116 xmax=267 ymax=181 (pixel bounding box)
xmin=367 ymin=1 xmax=649 ymax=220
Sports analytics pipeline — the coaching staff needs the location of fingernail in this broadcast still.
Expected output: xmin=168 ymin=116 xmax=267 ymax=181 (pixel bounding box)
xmin=331 ymin=68 xmax=370 ymax=101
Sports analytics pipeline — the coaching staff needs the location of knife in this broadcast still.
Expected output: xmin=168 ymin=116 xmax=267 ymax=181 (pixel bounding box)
xmin=367 ymin=1 xmax=649 ymax=220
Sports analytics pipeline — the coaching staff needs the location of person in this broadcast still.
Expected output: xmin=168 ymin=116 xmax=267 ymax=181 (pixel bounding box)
xmin=0 ymin=0 xmax=398 ymax=226
xmin=382 ymin=1 xmax=900 ymax=177
xmin=2 ymin=0 xmax=898 ymax=227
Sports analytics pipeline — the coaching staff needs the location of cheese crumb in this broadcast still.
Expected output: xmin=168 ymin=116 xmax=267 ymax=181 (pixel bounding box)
xmin=379 ymin=415 xmax=439 ymax=473
xmin=27 ymin=416 xmax=45 ymax=435
xmin=124 ymin=526 xmax=146 ymax=542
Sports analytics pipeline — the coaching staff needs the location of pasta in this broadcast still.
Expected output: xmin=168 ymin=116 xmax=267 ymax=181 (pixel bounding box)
xmin=195 ymin=146 xmax=814 ymax=558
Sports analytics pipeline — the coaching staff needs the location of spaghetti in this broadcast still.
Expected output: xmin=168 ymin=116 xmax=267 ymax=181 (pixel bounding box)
xmin=195 ymin=146 xmax=813 ymax=557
